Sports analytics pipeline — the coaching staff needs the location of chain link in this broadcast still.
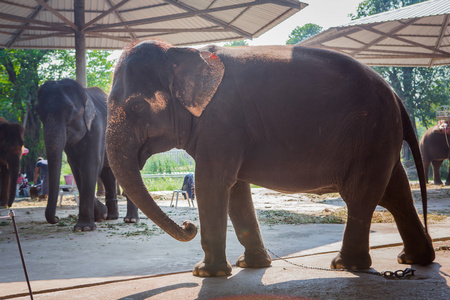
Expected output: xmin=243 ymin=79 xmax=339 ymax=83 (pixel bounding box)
xmin=266 ymin=248 xmax=415 ymax=279
xmin=435 ymin=246 xmax=450 ymax=251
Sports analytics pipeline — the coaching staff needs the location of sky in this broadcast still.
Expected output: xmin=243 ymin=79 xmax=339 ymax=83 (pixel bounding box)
xmin=248 ymin=0 xmax=363 ymax=45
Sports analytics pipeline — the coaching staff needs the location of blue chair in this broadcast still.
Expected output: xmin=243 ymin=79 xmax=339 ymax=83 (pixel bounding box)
xmin=170 ymin=174 xmax=195 ymax=208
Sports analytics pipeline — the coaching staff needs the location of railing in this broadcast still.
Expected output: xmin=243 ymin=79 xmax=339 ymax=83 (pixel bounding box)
xmin=141 ymin=172 xmax=192 ymax=178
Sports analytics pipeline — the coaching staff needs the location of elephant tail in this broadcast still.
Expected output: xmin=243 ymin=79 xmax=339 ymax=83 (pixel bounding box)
xmin=398 ymin=94 xmax=428 ymax=233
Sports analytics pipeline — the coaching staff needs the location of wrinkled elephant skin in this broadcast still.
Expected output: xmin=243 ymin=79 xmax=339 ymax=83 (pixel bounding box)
xmin=0 ymin=117 xmax=25 ymax=207
xmin=106 ymin=40 xmax=435 ymax=277
xmin=420 ymin=124 xmax=450 ymax=185
xmin=36 ymin=79 xmax=138 ymax=231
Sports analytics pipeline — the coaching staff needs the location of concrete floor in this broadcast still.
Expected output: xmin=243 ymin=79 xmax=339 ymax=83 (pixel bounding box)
xmin=1 ymin=189 xmax=449 ymax=299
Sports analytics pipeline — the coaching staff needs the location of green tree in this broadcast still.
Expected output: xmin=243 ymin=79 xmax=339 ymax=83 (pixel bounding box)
xmin=224 ymin=40 xmax=249 ymax=47
xmin=352 ymin=0 xmax=450 ymax=144
xmin=42 ymin=50 xmax=114 ymax=92
xmin=351 ymin=0 xmax=424 ymax=18
xmin=286 ymin=23 xmax=323 ymax=44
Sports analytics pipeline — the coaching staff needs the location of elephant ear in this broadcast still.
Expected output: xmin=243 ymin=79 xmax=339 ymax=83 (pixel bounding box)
xmin=84 ymin=97 xmax=96 ymax=131
xmin=165 ymin=47 xmax=225 ymax=117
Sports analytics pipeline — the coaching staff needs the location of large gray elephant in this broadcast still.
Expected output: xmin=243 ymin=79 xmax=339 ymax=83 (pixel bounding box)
xmin=0 ymin=117 xmax=25 ymax=207
xmin=36 ymin=79 xmax=138 ymax=231
xmin=420 ymin=123 xmax=450 ymax=185
xmin=106 ymin=40 xmax=435 ymax=277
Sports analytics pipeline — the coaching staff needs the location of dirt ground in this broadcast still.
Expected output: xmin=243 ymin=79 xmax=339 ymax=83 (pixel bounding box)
xmin=1 ymin=183 xmax=448 ymax=239
xmin=0 ymin=183 xmax=449 ymax=299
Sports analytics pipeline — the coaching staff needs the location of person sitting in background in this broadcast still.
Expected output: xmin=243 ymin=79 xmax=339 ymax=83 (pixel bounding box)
xmin=16 ymin=173 xmax=29 ymax=197
xmin=34 ymin=157 xmax=48 ymax=199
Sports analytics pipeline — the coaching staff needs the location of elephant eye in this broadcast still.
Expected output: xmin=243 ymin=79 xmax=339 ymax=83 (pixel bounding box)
xmin=130 ymin=101 xmax=144 ymax=112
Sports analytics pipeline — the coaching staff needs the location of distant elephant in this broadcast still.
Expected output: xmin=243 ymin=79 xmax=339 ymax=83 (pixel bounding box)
xmin=0 ymin=117 xmax=25 ymax=207
xmin=36 ymin=79 xmax=138 ymax=231
xmin=420 ymin=122 xmax=450 ymax=185
xmin=106 ymin=40 xmax=434 ymax=277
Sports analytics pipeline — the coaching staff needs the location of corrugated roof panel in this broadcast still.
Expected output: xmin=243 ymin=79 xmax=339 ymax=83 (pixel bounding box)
xmin=0 ymin=0 xmax=305 ymax=49
xmin=323 ymin=36 xmax=366 ymax=48
xmin=344 ymin=0 xmax=450 ymax=26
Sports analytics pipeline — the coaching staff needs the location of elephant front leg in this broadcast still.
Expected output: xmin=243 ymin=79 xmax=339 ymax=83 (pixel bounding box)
xmin=124 ymin=196 xmax=139 ymax=223
xmin=99 ymin=166 xmax=119 ymax=220
xmin=0 ymin=166 xmax=10 ymax=206
xmin=193 ymin=179 xmax=232 ymax=277
xmin=74 ymin=172 xmax=107 ymax=231
xmin=229 ymin=181 xmax=271 ymax=269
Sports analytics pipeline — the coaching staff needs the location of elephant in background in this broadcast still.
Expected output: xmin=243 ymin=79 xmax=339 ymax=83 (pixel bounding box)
xmin=36 ymin=79 xmax=138 ymax=231
xmin=0 ymin=117 xmax=25 ymax=207
xmin=106 ymin=40 xmax=434 ymax=277
xmin=420 ymin=122 xmax=450 ymax=185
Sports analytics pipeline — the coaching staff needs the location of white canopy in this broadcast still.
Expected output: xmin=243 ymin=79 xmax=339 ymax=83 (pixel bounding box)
xmin=300 ymin=0 xmax=450 ymax=67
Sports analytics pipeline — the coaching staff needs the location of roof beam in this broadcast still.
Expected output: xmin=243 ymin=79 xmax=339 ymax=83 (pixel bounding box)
xmin=0 ymin=11 xmax=69 ymax=30
xmin=88 ymin=1 xmax=281 ymax=33
xmin=103 ymin=0 xmax=137 ymax=40
xmin=6 ymin=1 xmax=45 ymax=48
xmin=34 ymin=0 xmax=77 ymax=31
xmin=16 ymin=31 xmax=73 ymax=43
xmin=83 ymin=0 xmax=129 ymax=30
xmin=349 ymin=18 xmax=418 ymax=56
xmin=90 ymin=27 xmax=226 ymax=33
xmin=163 ymin=0 xmax=253 ymax=39
xmin=429 ymin=14 xmax=450 ymax=67
xmin=0 ymin=24 xmax=71 ymax=32
xmin=254 ymin=7 xmax=295 ymax=37
xmin=267 ymin=0 xmax=306 ymax=9
xmin=325 ymin=46 xmax=448 ymax=58
xmin=359 ymin=24 xmax=450 ymax=56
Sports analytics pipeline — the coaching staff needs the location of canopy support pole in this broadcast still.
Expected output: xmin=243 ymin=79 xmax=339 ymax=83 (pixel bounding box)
xmin=74 ymin=0 xmax=87 ymax=88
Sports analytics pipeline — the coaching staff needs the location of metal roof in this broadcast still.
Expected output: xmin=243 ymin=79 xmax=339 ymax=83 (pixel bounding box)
xmin=0 ymin=0 xmax=307 ymax=49
xmin=299 ymin=0 xmax=450 ymax=67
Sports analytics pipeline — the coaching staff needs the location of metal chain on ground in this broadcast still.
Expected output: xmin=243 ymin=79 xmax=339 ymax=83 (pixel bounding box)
xmin=266 ymin=248 xmax=415 ymax=279
xmin=435 ymin=246 xmax=450 ymax=251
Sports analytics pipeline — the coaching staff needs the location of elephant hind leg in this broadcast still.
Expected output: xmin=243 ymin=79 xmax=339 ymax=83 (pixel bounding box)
xmin=432 ymin=160 xmax=444 ymax=185
xmin=379 ymin=161 xmax=435 ymax=266
xmin=332 ymin=164 xmax=393 ymax=270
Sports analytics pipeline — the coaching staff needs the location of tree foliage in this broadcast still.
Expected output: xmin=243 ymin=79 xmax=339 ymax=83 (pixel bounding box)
xmin=286 ymin=23 xmax=323 ymax=45
xmin=350 ymin=0 xmax=424 ymax=19
xmin=42 ymin=50 xmax=114 ymax=92
xmin=352 ymin=0 xmax=450 ymax=135
xmin=224 ymin=40 xmax=249 ymax=47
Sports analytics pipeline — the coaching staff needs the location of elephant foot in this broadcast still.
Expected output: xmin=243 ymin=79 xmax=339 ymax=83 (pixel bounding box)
xmin=236 ymin=248 xmax=272 ymax=268
xmin=434 ymin=181 xmax=443 ymax=185
xmin=445 ymin=181 xmax=450 ymax=186
xmin=331 ymin=251 xmax=372 ymax=270
xmin=94 ymin=199 xmax=108 ymax=222
xmin=397 ymin=242 xmax=435 ymax=266
xmin=73 ymin=221 xmax=97 ymax=232
xmin=193 ymin=258 xmax=232 ymax=277
xmin=124 ymin=198 xmax=139 ymax=223
xmin=124 ymin=215 xmax=139 ymax=223
xmin=106 ymin=199 xmax=119 ymax=220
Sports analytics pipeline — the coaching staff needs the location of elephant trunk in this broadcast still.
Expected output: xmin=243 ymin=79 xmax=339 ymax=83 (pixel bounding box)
xmin=43 ymin=126 xmax=65 ymax=224
xmin=106 ymin=122 xmax=197 ymax=242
